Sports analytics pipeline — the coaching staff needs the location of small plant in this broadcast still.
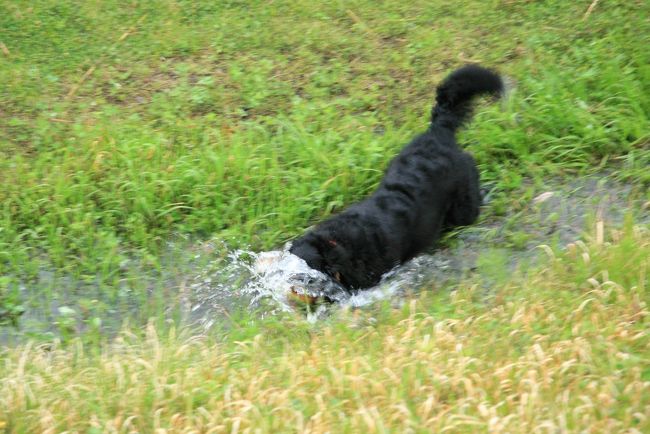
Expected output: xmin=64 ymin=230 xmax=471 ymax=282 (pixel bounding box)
xmin=0 ymin=277 xmax=24 ymax=327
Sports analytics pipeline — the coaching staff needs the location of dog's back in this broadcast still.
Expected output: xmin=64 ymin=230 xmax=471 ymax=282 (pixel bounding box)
xmin=291 ymin=65 xmax=503 ymax=290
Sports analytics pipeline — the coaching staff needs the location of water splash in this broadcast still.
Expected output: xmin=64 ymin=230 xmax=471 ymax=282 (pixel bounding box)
xmin=185 ymin=241 xmax=471 ymax=328
xmin=187 ymin=243 xmax=349 ymax=328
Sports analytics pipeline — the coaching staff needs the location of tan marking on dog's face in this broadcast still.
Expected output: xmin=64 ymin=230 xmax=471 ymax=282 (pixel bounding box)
xmin=288 ymin=288 xmax=318 ymax=305
xmin=334 ymin=272 xmax=341 ymax=282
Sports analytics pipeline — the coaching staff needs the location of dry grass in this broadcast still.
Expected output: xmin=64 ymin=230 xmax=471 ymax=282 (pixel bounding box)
xmin=1 ymin=222 xmax=648 ymax=433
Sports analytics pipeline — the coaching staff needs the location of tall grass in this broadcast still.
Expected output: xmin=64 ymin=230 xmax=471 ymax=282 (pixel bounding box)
xmin=1 ymin=221 xmax=647 ymax=432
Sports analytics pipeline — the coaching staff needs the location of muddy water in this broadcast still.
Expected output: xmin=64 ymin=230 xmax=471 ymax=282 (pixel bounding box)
xmin=2 ymin=175 xmax=647 ymax=342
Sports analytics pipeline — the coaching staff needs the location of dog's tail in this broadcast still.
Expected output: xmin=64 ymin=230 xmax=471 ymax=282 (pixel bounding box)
xmin=431 ymin=65 xmax=503 ymax=131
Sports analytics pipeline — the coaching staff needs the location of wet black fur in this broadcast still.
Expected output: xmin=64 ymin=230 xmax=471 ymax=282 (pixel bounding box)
xmin=290 ymin=65 xmax=503 ymax=290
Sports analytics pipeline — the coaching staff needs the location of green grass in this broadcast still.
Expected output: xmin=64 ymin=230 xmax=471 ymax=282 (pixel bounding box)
xmin=1 ymin=0 xmax=648 ymax=280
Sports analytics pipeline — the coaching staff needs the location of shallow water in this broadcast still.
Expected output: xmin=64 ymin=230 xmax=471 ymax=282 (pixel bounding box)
xmin=2 ymin=175 xmax=647 ymax=342
xmin=185 ymin=243 xmax=457 ymax=328
xmin=184 ymin=175 xmax=648 ymax=329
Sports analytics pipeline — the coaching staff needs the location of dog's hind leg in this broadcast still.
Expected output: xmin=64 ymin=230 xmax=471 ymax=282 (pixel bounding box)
xmin=444 ymin=153 xmax=482 ymax=227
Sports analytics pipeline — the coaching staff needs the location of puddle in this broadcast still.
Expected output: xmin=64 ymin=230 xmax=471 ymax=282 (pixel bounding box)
xmin=1 ymin=175 xmax=647 ymax=343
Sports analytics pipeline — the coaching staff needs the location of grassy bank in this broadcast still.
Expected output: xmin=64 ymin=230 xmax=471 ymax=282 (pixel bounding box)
xmin=1 ymin=220 xmax=647 ymax=432
xmin=1 ymin=0 xmax=648 ymax=279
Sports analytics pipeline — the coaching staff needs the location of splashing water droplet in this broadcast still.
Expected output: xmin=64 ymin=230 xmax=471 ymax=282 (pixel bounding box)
xmin=185 ymin=240 xmax=469 ymax=330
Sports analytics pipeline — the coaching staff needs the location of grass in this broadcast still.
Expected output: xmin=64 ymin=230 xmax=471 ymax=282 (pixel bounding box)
xmin=1 ymin=220 xmax=647 ymax=432
xmin=1 ymin=0 xmax=648 ymax=280
xmin=0 ymin=0 xmax=649 ymax=431
xmin=1 ymin=0 xmax=648 ymax=330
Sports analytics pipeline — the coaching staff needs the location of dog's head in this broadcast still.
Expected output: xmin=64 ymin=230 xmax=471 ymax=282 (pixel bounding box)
xmin=253 ymin=248 xmax=347 ymax=309
xmin=290 ymin=233 xmax=376 ymax=290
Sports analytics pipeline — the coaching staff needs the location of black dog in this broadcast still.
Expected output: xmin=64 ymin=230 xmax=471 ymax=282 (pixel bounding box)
xmin=290 ymin=65 xmax=503 ymax=291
